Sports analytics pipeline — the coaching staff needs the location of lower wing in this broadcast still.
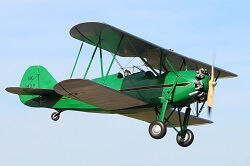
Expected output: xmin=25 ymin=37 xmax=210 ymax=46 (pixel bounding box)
xmin=120 ymin=107 xmax=212 ymax=127
xmin=54 ymin=79 xmax=148 ymax=111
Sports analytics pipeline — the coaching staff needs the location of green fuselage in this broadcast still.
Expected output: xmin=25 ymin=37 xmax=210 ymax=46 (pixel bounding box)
xmin=20 ymin=70 xmax=209 ymax=114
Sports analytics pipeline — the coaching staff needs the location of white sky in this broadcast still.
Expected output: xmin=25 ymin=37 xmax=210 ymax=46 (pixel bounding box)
xmin=0 ymin=0 xmax=249 ymax=165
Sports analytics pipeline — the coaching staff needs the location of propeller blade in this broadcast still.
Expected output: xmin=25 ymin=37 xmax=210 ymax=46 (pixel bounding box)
xmin=207 ymin=71 xmax=214 ymax=108
xmin=207 ymin=51 xmax=216 ymax=114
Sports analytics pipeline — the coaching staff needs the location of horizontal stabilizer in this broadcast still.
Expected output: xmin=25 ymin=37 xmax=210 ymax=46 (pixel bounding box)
xmin=54 ymin=79 xmax=148 ymax=110
xmin=6 ymin=87 xmax=58 ymax=96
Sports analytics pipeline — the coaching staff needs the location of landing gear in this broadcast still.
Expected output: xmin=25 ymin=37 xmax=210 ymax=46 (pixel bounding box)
xmin=149 ymin=104 xmax=195 ymax=147
xmin=176 ymin=129 xmax=194 ymax=147
xmin=149 ymin=100 xmax=169 ymax=139
xmin=174 ymin=107 xmax=194 ymax=147
xmin=149 ymin=121 xmax=167 ymax=139
xmin=51 ymin=112 xmax=60 ymax=121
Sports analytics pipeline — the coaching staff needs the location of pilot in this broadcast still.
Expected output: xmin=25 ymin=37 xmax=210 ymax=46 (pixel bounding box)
xmin=124 ymin=70 xmax=131 ymax=77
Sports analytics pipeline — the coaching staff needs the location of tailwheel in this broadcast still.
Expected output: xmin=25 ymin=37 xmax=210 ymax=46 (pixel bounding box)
xmin=51 ymin=112 xmax=60 ymax=121
xmin=176 ymin=129 xmax=194 ymax=147
xmin=149 ymin=120 xmax=167 ymax=139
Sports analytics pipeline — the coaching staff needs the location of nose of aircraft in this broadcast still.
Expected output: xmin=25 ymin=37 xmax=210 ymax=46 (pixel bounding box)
xmin=190 ymin=68 xmax=210 ymax=102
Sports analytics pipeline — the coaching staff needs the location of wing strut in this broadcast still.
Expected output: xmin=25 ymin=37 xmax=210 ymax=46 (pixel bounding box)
xmin=70 ymin=42 xmax=84 ymax=78
xmin=158 ymin=51 xmax=168 ymax=76
xmin=105 ymin=35 xmax=124 ymax=82
xmin=83 ymin=42 xmax=99 ymax=79
xmin=179 ymin=58 xmax=188 ymax=71
xmin=163 ymin=51 xmax=178 ymax=76
xmin=99 ymin=36 xmax=104 ymax=83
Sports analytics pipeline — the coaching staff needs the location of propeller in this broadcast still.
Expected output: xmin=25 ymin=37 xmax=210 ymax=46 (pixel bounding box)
xmin=207 ymin=53 xmax=217 ymax=116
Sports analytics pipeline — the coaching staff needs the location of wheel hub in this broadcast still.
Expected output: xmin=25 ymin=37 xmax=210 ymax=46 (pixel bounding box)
xmin=152 ymin=124 xmax=161 ymax=135
xmin=180 ymin=133 xmax=188 ymax=142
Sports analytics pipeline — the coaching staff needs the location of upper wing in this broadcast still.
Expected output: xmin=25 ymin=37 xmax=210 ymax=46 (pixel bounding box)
xmin=54 ymin=79 xmax=148 ymax=110
xmin=70 ymin=22 xmax=237 ymax=79
xmin=119 ymin=107 xmax=213 ymax=127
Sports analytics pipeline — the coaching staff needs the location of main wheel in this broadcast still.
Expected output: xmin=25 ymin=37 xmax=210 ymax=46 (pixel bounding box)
xmin=176 ymin=129 xmax=194 ymax=147
xmin=51 ymin=112 xmax=60 ymax=121
xmin=149 ymin=120 xmax=167 ymax=139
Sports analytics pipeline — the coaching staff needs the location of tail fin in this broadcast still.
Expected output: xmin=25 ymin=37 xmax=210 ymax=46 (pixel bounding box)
xmin=18 ymin=65 xmax=58 ymax=107
xmin=20 ymin=65 xmax=57 ymax=89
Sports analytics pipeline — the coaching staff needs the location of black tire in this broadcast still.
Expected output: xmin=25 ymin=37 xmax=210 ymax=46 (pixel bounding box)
xmin=51 ymin=112 xmax=60 ymax=121
xmin=149 ymin=120 xmax=167 ymax=139
xmin=176 ymin=129 xmax=194 ymax=147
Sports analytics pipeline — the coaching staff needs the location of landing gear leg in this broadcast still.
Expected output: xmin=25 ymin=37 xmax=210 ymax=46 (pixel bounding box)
xmin=149 ymin=100 xmax=168 ymax=139
xmin=176 ymin=107 xmax=194 ymax=147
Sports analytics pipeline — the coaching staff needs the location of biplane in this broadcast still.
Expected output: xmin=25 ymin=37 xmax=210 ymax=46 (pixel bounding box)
xmin=6 ymin=22 xmax=237 ymax=147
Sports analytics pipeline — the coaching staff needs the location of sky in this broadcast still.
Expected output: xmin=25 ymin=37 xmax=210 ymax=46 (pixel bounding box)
xmin=0 ymin=0 xmax=249 ymax=165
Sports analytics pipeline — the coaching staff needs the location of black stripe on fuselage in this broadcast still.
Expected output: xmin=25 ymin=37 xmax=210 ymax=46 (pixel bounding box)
xmin=119 ymin=83 xmax=190 ymax=92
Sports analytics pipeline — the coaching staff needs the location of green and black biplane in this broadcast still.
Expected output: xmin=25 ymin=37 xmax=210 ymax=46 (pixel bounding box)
xmin=6 ymin=22 xmax=237 ymax=147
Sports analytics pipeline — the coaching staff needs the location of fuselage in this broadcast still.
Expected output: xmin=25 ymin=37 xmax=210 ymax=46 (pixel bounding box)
xmin=24 ymin=70 xmax=209 ymax=113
